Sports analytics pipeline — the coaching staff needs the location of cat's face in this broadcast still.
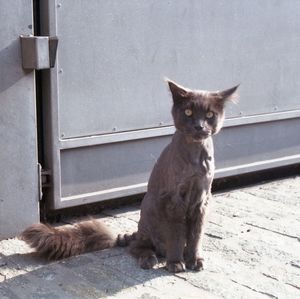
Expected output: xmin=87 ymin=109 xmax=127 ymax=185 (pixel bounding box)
xmin=167 ymin=80 xmax=239 ymax=142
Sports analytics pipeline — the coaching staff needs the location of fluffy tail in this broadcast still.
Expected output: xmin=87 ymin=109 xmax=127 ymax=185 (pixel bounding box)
xmin=20 ymin=219 xmax=117 ymax=260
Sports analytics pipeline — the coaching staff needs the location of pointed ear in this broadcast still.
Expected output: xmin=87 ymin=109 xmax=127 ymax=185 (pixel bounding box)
xmin=165 ymin=78 xmax=189 ymax=103
xmin=217 ymin=84 xmax=240 ymax=103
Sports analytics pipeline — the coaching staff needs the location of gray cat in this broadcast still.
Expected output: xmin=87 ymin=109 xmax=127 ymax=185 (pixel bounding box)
xmin=21 ymin=79 xmax=238 ymax=273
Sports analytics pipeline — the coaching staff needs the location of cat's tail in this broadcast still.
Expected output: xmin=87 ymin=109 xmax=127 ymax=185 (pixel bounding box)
xmin=20 ymin=219 xmax=118 ymax=260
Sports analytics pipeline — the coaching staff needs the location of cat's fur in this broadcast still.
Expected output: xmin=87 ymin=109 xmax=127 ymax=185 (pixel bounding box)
xmin=21 ymin=79 xmax=238 ymax=273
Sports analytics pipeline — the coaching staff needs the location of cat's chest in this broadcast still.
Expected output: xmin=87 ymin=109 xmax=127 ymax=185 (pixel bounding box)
xmin=176 ymin=156 xmax=214 ymax=200
xmin=181 ymin=155 xmax=214 ymax=181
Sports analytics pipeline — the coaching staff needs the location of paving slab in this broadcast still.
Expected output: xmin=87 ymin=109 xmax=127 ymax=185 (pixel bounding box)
xmin=0 ymin=176 xmax=299 ymax=298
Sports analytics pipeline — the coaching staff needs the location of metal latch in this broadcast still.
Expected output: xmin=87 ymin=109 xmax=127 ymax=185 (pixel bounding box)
xmin=20 ymin=35 xmax=58 ymax=70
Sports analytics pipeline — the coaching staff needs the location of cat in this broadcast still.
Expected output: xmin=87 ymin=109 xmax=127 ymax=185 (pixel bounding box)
xmin=21 ymin=79 xmax=238 ymax=273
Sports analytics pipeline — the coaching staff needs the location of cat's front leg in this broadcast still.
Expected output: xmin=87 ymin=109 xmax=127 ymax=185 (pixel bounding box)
xmin=184 ymin=201 xmax=208 ymax=271
xmin=165 ymin=221 xmax=186 ymax=273
xmin=163 ymin=194 xmax=188 ymax=273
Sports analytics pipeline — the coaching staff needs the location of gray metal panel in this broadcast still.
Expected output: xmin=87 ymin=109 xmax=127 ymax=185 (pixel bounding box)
xmin=57 ymin=118 xmax=300 ymax=209
xmin=60 ymin=138 xmax=165 ymax=199
xmin=40 ymin=1 xmax=300 ymax=209
xmin=0 ymin=0 xmax=39 ymax=238
xmin=214 ymin=118 xmax=300 ymax=172
xmin=54 ymin=0 xmax=300 ymax=139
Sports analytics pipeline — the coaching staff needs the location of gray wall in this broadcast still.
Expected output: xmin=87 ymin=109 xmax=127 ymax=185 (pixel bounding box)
xmin=0 ymin=0 xmax=39 ymax=239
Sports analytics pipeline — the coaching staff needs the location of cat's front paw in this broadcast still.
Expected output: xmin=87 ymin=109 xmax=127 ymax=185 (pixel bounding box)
xmin=139 ymin=254 xmax=158 ymax=270
xmin=166 ymin=261 xmax=186 ymax=273
xmin=185 ymin=257 xmax=204 ymax=271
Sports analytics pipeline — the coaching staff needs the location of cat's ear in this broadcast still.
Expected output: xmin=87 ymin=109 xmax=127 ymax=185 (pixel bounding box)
xmin=216 ymin=84 xmax=240 ymax=103
xmin=165 ymin=78 xmax=189 ymax=103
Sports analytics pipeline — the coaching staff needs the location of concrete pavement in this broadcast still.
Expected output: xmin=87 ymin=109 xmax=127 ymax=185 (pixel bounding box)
xmin=0 ymin=176 xmax=299 ymax=298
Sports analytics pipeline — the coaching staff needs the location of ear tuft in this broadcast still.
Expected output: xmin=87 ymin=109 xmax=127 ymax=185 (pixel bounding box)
xmin=218 ymin=84 xmax=240 ymax=103
xmin=165 ymin=78 xmax=189 ymax=103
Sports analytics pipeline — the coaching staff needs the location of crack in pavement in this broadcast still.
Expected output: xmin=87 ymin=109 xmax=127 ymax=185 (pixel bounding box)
xmin=285 ymin=282 xmax=300 ymax=290
xmin=205 ymin=233 xmax=223 ymax=240
xmin=245 ymin=222 xmax=300 ymax=241
xmin=174 ymin=274 xmax=210 ymax=292
xmin=231 ymin=279 xmax=278 ymax=298
xmin=262 ymin=273 xmax=279 ymax=281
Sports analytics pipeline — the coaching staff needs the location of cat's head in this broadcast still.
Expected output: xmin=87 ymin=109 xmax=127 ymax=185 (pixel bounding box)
xmin=167 ymin=79 xmax=239 ymax=142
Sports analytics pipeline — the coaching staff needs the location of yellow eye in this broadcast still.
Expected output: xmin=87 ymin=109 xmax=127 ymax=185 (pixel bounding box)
xmin=206 ymin=111 xmax=214 ymax=119
xmin=185 ymin=109 xmax=193 ymax=116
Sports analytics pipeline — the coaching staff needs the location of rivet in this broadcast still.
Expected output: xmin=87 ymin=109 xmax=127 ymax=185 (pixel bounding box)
xmin=57 ymin=3 xmax=62 ymax=8
xmin=112 ymin=127 xmax=117 ymax=132
xmin=59 ymin=68 xmax=63 ymax=74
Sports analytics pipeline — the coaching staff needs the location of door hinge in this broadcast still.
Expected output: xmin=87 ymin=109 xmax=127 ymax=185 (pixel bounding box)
xmin=38 ymin=164 xmax=51 ymax=201
xmin=20 ymin=35 xmax=58 ymax=70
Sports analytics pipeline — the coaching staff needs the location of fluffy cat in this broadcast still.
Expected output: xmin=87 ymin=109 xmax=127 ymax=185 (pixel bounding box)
xmin=21 ymin=79 xmax=238 ymax=273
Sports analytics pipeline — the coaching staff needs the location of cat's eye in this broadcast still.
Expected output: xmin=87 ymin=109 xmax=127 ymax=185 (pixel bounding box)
xmin=184 ymin=109 xmax=193 ymax=116
xmin=206 ymin=111 xmax=214 ymax=119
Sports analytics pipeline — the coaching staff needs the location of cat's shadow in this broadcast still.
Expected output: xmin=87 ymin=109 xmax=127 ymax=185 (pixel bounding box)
xmin=3 ymin=247 xmax=186 ymax=297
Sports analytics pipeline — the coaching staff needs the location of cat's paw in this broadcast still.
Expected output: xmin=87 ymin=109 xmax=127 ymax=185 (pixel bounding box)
xmin=139 ymin=254 xmax=158 ymax=270
xmin=166 ymin=261 xmax=186 ymax=273
xmin=185 ymin=257 xmax=204 ymax=271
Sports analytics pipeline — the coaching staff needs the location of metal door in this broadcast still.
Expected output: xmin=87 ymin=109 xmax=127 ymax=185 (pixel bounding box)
xmin=40 ymin=0 xmax=300 ymax=209
xmin=0 ymin=0 xmax=39 ymax=238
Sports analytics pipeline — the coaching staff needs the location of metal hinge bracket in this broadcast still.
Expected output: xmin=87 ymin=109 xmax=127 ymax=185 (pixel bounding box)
xmin=20 ymin=35 xmax=58 ymax=70
xmin=38 ymin=164 xmax=51 ymax=201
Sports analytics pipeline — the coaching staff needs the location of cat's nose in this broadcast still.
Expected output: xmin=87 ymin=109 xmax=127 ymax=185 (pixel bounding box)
xmin=194 ymin=124 xmax=204 ymax=131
